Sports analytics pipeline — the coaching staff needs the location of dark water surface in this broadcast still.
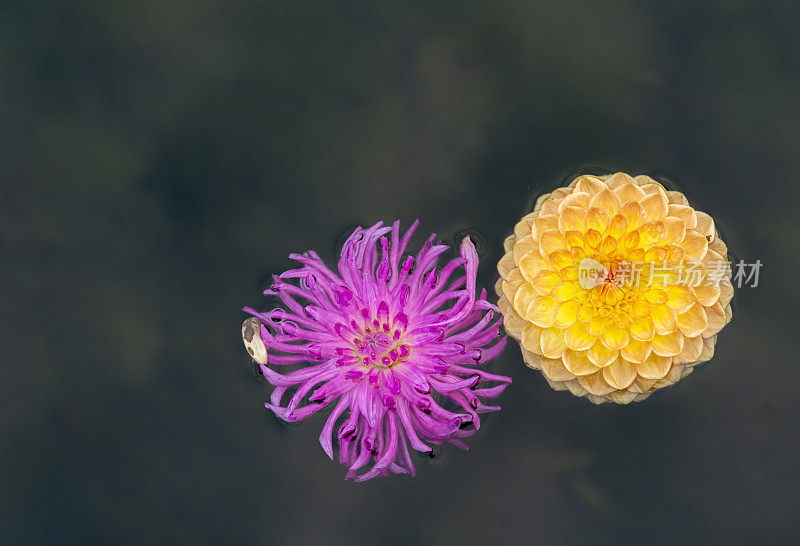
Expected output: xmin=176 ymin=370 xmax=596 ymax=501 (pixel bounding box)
xmin=2 ymin=1 xmax=799 ymax=544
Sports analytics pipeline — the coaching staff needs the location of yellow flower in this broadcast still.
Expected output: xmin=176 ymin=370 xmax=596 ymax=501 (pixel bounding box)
xmin=496 ymin=173 xmax=733 ymax=404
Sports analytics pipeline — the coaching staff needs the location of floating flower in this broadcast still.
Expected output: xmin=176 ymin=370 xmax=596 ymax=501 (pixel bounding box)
xmin=496 ymin=173 xmax=733 ymax=404
xmin=243 ymin=220 xmax=509 ymax=480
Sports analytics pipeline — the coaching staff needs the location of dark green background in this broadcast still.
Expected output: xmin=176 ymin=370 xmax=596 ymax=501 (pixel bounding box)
xmin=1 ymin=1 xmax=798 ymax=544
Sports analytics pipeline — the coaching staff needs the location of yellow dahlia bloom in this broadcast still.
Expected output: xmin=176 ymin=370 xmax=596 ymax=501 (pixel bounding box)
xmin=496 ymin=173 xmax=733 ymax=404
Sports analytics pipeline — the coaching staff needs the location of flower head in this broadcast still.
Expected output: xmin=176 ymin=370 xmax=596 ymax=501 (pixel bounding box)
xmin=497 ymin=173 xmax=733 ymax=404
xmin=244 ymin=220 xmax=509 ymax=480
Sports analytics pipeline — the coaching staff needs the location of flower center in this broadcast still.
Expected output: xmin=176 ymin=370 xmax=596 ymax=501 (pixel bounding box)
xmin=588 ymin=283 xmax=637 ymax=328
xmin=350 ymin=309 xmax=410 ymax=369
xmin=577 ymin=256 xmax=663 ymax=331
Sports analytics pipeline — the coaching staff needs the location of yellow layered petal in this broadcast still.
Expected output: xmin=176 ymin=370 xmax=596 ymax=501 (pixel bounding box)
xmin=663 ymin=217 xmax=686 ymax=244
xmin=514 ymin=216 xmax=533 ymax=241
xmin=601 ymin=323 xmax=629 ymax=351
xmin=665 ymin=285 xmax=696 ymax=314
xmin=497 ymin=252 xmax=515 ymax=279
xmin=557 ymin=191 xmax=591 ymax=213
xmin=603 ymin=359 xmax=637 ymax=389
xmin=693 ymin=283 xmax=721 ymax=307
xmin=526 ymin=294 xmax=556 ymax=327
xmin=501 ymin=269 xmax=524 ymax=302
xmin=531 ymin=270 xmax=562 ymax=296
xmin=639 ymin=192 xmax=668 ymax=221
xmin=513 ymin=235 xmax=538 ymax=262
xmin=540 ymin=327 xmax=567 ymax=359
xmin=558 ymin=206 xmax=586 ymax=233
xmin=518 ymin=250 xmax=546 ymax=282
xmin=704 ymin=301 xmax=727 ymax=337
xmin=550 ymin=281 xmax=579 ymax=301
xmin=645 ymin=289 xmax=668 ymax=305
xmin=667 ymin=204 xmax=698 ymax=229
xmin=586 ymin=315 xmax=607 ymax=337
xmin=695 ymin=211 xmax=715 ymax=239
xmin=564 ymin=230 xmax=584 ymax=249
xmin=675 ymin=334 xmax=703 ymax=365
xmin=607 ymin=214 xmax=629 ymax=240
xmin=630 ymin=316 xmax=655 ymax=341
xmin=619 ymin=201 xmax=645 ymax=230
xmin=652 ymin=330 xmax=684 ymax=357
xmin=565 ymin=322 xmax=596 ymax=351
xmin=503 ymin=234 xmax=515 ymax=253
xmin=548 ymin=250 xmax=573 ymax=270
xmin=562 ymin=349 xmax=600 ymax=376
xmin=601 ymin=235 xmax=617 ymax=256
xmin=682 ymin=231 xmax=709 ymax=259
xmin=553 ymin=300 xmax=581 ymax=328
xmin=608 ymin=390 xmax=638 ymax=404
xmin=585 ymin=208 xmax=610 ymax=233
xmin=538 ymin=228 xmax=565 ymax=257
xmin=677 ymin=303 xmax=709 ymax=337
xmin=620 ymin=338 xmax=652 ymax=363
xmin=578 ymin=371 xmax=616 ymax=396
xmin=632 ymin=300 xmax=651 ymax=317
xmin=587 ymin=340 xmax=618 ymax=367
xmin=651 ymin=304 xmax=677 ymax=335
xmin=628 ymin=376 xmax=656 ymax=394
xmin=513 ymin=283 xmax=537 ymax=316
xmin=577 ymin=303 xmax=594 ymax=322
xmin=589 ymin=188 xmax=621 ymax=216
xmin=572 ymin=175 xmax=606 ymax=195
xmin=637 ymin=354 xmax=672 ymax=379
xmin=538 ymin=356 xmax=575 ymax=382
xmin=520 ymin=323 xmax=543 ymax=354
xmin=665 ymin=190 xmax=689 ymax=206
xmin=614 ymin=182 xmax=646 ymax=203
xmin=606 ymin=172 xmax=636 ymax=188
xmin=531 ymin=215 xmax=558 ymax=239
xmin=584 ymin=228 xmax=602 ymax=249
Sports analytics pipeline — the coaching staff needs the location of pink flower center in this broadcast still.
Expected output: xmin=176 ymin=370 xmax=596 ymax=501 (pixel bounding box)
xmin=352 ymin=311 xmax=410 ymax=369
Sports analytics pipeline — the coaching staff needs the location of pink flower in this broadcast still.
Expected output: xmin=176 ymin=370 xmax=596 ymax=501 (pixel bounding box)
xmin=243 ymin=220 xmax=510 ymax=481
